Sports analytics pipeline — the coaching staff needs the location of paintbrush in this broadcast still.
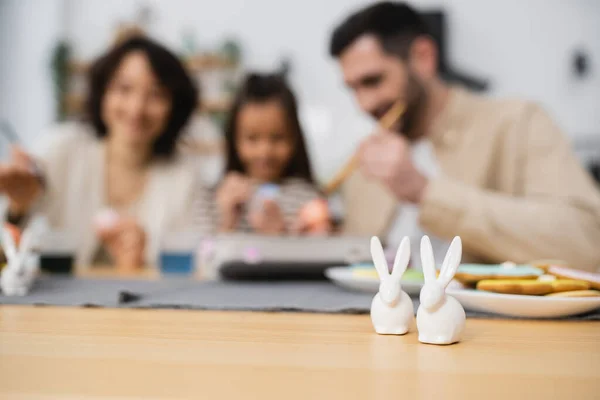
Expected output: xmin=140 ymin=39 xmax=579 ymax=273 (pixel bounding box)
xmin=323 ymin=101 xmax=405 ymax=195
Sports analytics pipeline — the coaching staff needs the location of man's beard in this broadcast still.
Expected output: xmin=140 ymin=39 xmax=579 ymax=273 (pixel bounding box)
xmin=400 ymin=73 xmax=428 ymax=140
xmin=371 ymin=73 xmax=428 ymax=141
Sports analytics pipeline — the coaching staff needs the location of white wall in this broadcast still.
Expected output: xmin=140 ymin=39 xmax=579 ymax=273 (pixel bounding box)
xmin=0 ymin=0 xmax=64 ymax=148
xmin=2 ymin=0 xmax=599 ymax=179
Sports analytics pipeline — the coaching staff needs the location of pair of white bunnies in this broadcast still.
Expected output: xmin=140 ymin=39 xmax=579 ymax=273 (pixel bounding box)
xmin=370 ymin=235 xmax=465 ymax=345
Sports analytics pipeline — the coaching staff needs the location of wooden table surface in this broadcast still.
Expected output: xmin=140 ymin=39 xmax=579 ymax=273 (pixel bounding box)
xmin=0 ymin=306 xmax=599 ymax=400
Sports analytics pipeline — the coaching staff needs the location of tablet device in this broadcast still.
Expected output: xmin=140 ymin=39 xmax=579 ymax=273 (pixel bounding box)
xmin=202 ymin=234 xmax=371 ymax=280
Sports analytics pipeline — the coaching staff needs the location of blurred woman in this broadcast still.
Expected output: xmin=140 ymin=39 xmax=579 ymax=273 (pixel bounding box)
xmin=0 ymin=37 xmax=210 ymax=270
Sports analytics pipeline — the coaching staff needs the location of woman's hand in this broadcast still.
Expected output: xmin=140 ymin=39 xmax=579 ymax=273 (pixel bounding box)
xmin=215 ymin=172 xmax=253 ymax=232
xmin=0 ymin=147 xmax=44 ymax=215
xmin=248 ymin=199 xmax=286 ymax=235
xmin=96 ymin=217 xmax=146 ymax=270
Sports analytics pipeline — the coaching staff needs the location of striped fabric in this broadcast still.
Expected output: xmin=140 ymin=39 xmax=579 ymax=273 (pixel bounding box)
xmin=193 ymin=185 xmax=218 ymax=234
xmin=195 ymin=177 xmax=322 ymax=234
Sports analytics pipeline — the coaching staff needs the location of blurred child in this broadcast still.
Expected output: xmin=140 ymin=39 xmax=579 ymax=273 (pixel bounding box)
xmin=214 ymin=73 xmax=330 ymax=235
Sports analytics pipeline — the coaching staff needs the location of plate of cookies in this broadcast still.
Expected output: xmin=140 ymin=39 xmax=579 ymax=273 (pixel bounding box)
xmin=446 ymin=263 xmax=600 ymax=318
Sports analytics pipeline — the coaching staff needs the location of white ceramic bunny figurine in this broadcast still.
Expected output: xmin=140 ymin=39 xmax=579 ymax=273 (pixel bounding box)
xmin=416 ymin=235 xmax=465 ymax=345
xmin=370 ymin=236 xmax=414 ymax=335
xmin=1 ymin=221 xmax=42 ymax=296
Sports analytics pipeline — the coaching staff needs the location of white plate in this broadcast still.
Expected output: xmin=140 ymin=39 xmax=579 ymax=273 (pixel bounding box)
xmin=447 ymin=288 xmax=600 ymax=318
xmin=325 ymin=267 xmax=423 ymax=296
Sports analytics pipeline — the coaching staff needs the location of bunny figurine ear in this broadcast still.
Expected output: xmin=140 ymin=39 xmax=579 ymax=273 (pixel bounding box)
xmin=370 ymin=236 xmax=389 ymax=280
xmin=2 ymin=227 xmax=17 ymax=262
xmin=391 ymin=236 xmax=410 ymax=280
xmin=420 ymin=235 xmax=437 ymax=284
xmin=18 ymin=216 xmax=46 ymax=256
xmin=438 ymin=236 xmax=462 ymax=288
xmin=18 ymin=227 xmax=36 ymax=258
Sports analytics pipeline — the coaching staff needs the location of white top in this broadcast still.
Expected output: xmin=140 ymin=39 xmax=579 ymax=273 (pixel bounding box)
xmin=385 ymin=139 xmax=449 ymax=269
xmin=22 ymin=122 xmax=210 ymax=269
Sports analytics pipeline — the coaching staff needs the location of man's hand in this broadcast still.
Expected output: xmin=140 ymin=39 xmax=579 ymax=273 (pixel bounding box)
xmin=358 ymin=129 xmax=428 ymax=204
xmin=0 ymin=147 xmax=44 ymax=214
xmin=96 ymin=218 xmax=146 ymax=270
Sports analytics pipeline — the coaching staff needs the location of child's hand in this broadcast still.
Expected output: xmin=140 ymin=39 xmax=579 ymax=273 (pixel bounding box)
xmin=96 ymin=217 xmax=146 ymax=270
xmin=290 ymin=217 xmax=332 ymax=236
xmin=290 ymin=198 xmax=332 ymax=235
xmin=248 ymin=199 xmax=286 ymax=235
xmin=216 ymin=172 xmax=253 ymax=231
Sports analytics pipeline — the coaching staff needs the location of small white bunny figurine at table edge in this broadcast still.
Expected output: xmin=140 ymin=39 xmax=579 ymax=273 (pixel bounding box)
xmin=416 ymin=235 xmax=466 ymax=345
xmin=1 ymin=219 xmax=42 ymax=296
xmin=370 ymin=236 xmax=415 ymax=335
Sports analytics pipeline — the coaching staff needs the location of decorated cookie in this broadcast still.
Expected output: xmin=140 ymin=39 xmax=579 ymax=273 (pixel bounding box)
xmin=477 ymin=279 xmax=553 ymax=295
xmin=550 ymin=279 xmax=590 ymax=293
xmin=547 ymin=266 xmax=600 ymax=290
xmin=477 ymin=279 xmax=590 ymax=295
xmin=352 ymin=265 xmax=424 ymax=282
xmin=546 ymin=290 xmax=600 ymax=298
xmin=528 ymin=259 xmax=569 ymax=272
xmin=454 ymin=263 xmax=544 ymax=285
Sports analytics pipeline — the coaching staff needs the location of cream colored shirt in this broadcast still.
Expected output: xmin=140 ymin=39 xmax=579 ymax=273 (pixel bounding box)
xmin=25 ymin=122 xmax=211 ymax=270
xmin=342 ymin=86 xmax=600 ymax=272
xmin=386 ymin=139 xmax=449 ymax=269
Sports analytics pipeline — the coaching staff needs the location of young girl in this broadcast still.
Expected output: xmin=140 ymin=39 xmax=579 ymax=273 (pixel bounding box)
xmin=214 ymin=73 xmax=330 ymax=235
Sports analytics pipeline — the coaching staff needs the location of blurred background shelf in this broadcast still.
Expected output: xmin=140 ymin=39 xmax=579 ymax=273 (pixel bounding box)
xmin=186 ymin=54 xmax=237 ymax=71
xmin=63 ymin=93 xmax=233 ymax=117
xmin=66 ymin=54 xmax=237 ymax=76
xmin=58 ymin=20 xmax=244 ymax=126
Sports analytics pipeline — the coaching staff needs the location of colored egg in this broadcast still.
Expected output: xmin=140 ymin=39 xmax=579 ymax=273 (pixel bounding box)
xmin=299 ymin=198 xmax=330 ymax=226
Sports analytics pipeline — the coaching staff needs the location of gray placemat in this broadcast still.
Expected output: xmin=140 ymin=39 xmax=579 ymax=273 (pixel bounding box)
xmin=132 ymin=281 xmax=375 ymax=314
xmin=1 ymin=276 xmax=599 ymax=320
xmin=0 ymin=275 xmax=197 ymax=307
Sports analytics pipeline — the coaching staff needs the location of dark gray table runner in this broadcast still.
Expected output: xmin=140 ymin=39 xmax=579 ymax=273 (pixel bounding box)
xmin=1 ymin=275 xmax=599 ymax=320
